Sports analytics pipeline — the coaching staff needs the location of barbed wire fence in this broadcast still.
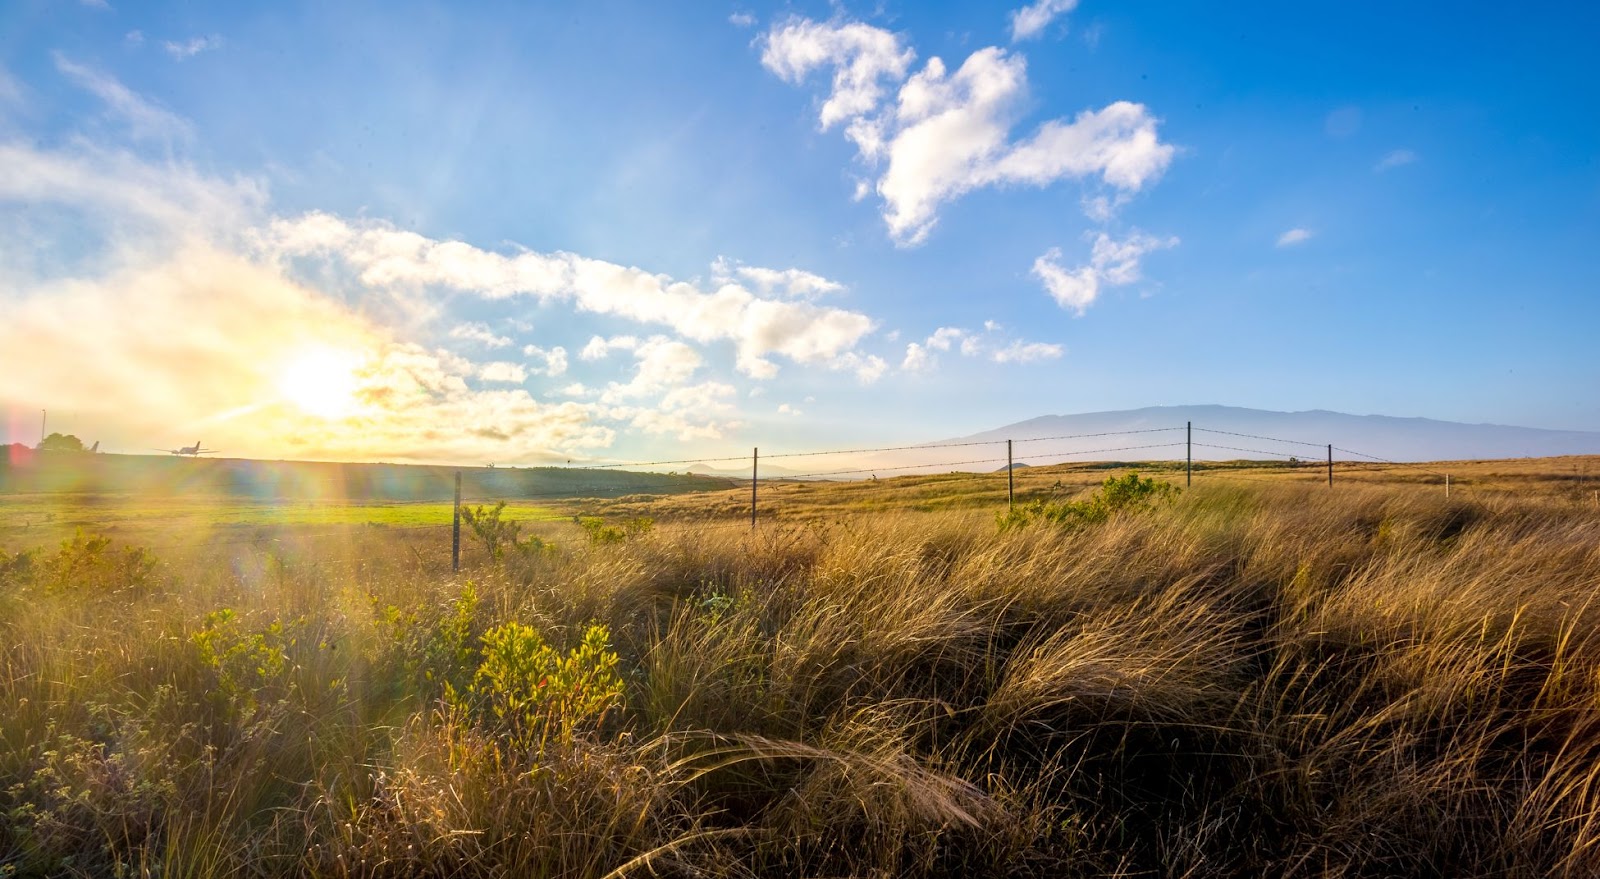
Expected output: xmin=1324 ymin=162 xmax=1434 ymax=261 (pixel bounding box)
xmin=7 ymin=422 xmax=1591 ymax=573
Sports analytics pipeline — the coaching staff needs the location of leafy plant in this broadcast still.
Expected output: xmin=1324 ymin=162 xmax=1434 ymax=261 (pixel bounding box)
xmin=460 ymin=502 xmax=554 ymax=561
xmin=459 ymin=622 xmax=623 ymax=750
xmin=998 ymin=471 xmax=1180 ymax=531
xmin=36 ymin=530 xmax=156 ymax=595
xmin=575 ymin=515 xmax=653 ymax=545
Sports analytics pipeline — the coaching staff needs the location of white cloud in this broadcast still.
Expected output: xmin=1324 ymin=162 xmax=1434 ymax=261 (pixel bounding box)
xmin=711 ymin=256 xmax=845 ymax=299
xmin=0 ymin=89 xmax=683 ymax=463
xmin=600 ymin=337 xmax=703 ymax=403
xmin=901 ymin=341 xmax=933 ymax=372
xmin=52 ymin=53 xmax=194 ymax=146
xmin=580 ymin=334 xmax=639 ymax=360
xmin=478 ymin=361 xmax=528 ymax=383
xmin=266 ymin=214 xmax=879 ymax=378
xmin=925 ymin=326 xmax=964 ymax=351
xmin=992 ymin=340 xmax=1063 ymax=363
xmin=761 ymin=17 xmax=916 ymax=132
xmin=1277 ymin=227 xmax=1313 ymax=247
xmin=449 ymin=322 xmax=511 ymax=348
xmin=1009 ymin=0 xmax=1079 ymax=41
xmin=1376 ymin=149 xmax=1418 ymax=171
xmin=729 ymin=12 xmax=756 ymax=28
xmin=777 ymin=402 xmax=802 ymax=416
xmin=79 ymin=0 xmax=110 ymax=8
xmin=522 ymin=343 xmax=568 ymax=376
xmin=162 ymin=36 xmax=223 ymax=60
xmin=760 ymin=18 xmax=1174 ymax=245
xmin=833 ymin=351 xmax=887 ymax=384
xmin=1032 ymin=230 xmax=1177 ymax=315
xmin=124 ymin=30 xmax=144 ymax=46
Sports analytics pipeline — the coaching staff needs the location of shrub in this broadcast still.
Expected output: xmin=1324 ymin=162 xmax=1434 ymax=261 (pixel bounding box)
xmin=998 ymin=471 xmax=1179 ymax=531
xmin=460 ymin=502 xmax=555 ymax=561
xmin=577 ymin=515 xmax=654 ymax=545
xmin=457 ymin=621 xmax=623 ymax=750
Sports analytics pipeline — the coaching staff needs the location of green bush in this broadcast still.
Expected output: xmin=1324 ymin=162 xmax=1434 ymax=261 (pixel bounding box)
xmin=998 ymin=471 xmax=1180 ymax=531
xmin=576 ymin=515 xmax=653 ymax=545
xmin=457 ymin=622 xmax=623 ymax=750
xmin=460 ymin=502 xmax=555 ymax=561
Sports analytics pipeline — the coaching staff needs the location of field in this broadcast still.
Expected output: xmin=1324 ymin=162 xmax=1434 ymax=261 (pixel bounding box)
xmin=3 ymin=456 xmax=1600 ymax=877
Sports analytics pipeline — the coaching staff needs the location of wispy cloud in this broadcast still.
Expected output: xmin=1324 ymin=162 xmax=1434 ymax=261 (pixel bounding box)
xmin=1009 ymin=0 xmax=1079 ymax=42
xmin=710 ymin=256 xmax=845 ymax=299
xmin=1375 ymin=148 xmax=1418 ymax=172
xmin=1276 ymin=227 xmax=1313 ymax=247
xmin=761 ymin=16 xmax=1173 ymax=245
xmin=1033 ymin=230 xmax=1178 ymax=315
xmin=162 ymin=35 xmax=224 ymax=61
xmin=992 ymin=340 xmax=1063 ymax=363
xmin=728 ymin=12 xmax=756 ymax=28
xmin=52 ymin=53 xmax=194 ymax=146
xmin=449 ymin=322 xmax=511 ymax=348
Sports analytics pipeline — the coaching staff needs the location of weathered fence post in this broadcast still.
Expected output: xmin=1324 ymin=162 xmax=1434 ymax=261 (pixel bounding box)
xmin=751 ymin=447 xmax=758 ymax=530
xmin=1007 ymin=439 xmax=1014 ymax=509
xmin=1186 ymin=421 xmax=1192 ymax=487
xmin=1327 ymin=444 xmax=1333 ymax=488
xmin=452 ymin=471 xmax=461 ymax=572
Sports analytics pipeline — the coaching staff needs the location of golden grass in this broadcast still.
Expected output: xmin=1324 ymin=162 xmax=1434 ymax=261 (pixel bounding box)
xmin=2 ymin=468 xmax=1600 ymax=876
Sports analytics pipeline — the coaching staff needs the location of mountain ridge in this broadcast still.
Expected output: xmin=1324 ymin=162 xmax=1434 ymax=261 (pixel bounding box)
xmin=943 ymin=405 xmax=1600 ymax=463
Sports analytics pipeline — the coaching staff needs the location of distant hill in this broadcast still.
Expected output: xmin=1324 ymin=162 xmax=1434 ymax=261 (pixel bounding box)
xmin=948 ymin=405 xmax=1600 ymax=464
xmin=0 ymin=453 xmax=737 ymax=500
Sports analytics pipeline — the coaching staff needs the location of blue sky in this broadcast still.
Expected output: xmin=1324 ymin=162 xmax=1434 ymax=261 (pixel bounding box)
xmin=2 ymin=0 xmax=1597 ymax=464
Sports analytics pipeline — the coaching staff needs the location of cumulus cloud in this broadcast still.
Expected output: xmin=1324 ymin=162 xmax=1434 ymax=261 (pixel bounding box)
xmin=1276 ymin=227 xmax=1313 ymax=247
xmin=478 ymin=361 xmax=528 ymax=383
xmin=761 ymin=17 xmax=916 ymax=132
xmin=580 ymin=334 xmax=639 ymax=360
xmin=449 ymin=322 xmax=511 ymax=348
xmin=901 ymin=341 xmax=933 ymax=372
xmin=760 ymin=17 xmax=1174 ymax=245
xmin=1376 ymin=148 xmax=1418 ymax=171
xmin=162 ymin=35 xmax=223 ymax=60
xmin=265 ymin=216 xmax=879 ymax=378
xmin=1032 ymin=230 xmax=1177 ymax=314
xmin=1009 ymin=0 xmax=1079 ymax=41
xmin=901 ymin=323 xmax=1057 ymax=371
xmin=522 ymin=343 xmax=567 ymax=376
xmin=600 ymin=337 xmax=702 ymax=402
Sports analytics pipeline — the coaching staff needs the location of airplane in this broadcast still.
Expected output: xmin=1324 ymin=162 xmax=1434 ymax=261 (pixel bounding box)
xmin=154 ymin=440 xmax=218 ymax=457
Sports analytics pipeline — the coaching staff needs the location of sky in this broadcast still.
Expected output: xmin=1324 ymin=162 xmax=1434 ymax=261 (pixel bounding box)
xmin=2 ymin=0 xmax=1597 ymax=465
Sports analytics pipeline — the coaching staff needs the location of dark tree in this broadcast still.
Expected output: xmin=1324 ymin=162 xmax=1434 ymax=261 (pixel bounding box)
xmin=37 ymin=433 xmax=85 ymax=452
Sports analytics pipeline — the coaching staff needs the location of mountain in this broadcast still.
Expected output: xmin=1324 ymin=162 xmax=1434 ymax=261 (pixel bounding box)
xmin=943 ymin=405 xmax=1600 ymax=465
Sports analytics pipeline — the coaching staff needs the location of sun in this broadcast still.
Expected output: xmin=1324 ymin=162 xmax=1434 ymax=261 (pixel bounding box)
xmin=277 ymin=346 xmax=365 ymax=418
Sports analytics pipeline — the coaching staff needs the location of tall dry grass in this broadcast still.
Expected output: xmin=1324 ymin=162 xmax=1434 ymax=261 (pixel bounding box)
xmin=2 ymin=480 xmax=1599 ymax=876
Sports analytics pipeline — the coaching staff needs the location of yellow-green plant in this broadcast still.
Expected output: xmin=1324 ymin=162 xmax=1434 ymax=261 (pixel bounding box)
xmin=462 ymin=622 xmax=623 ymax=749
xmin=998 ymin=471 xmax=1179 ymax=530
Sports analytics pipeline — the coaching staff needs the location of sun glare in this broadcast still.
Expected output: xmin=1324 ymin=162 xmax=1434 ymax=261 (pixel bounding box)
xmin=277 ymin=347 xmax=364 ymax=418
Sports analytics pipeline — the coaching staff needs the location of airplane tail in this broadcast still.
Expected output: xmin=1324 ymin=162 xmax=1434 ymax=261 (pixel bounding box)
xmin=89 ymin=441 xmax=99 ymax=453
